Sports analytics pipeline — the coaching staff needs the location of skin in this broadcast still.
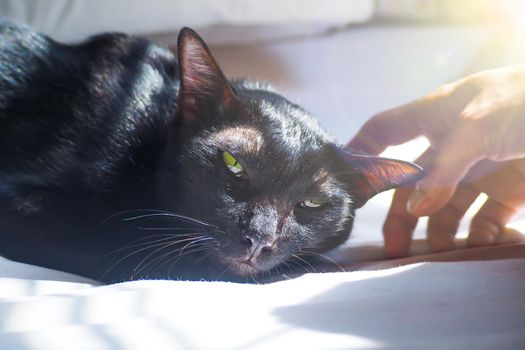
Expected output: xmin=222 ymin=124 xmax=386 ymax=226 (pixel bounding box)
xmin=347 ymin=63 xmax=525 ymax=258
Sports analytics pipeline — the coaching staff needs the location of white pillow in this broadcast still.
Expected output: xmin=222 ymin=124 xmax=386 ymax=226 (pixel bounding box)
xmin=0 ymin=0 xmax=374 ymax=45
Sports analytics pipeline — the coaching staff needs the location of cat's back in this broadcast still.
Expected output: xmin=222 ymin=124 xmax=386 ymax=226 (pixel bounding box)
xmin=0 ymin=19 xmax=52 ymax=105
xmin=0 ymin=18 xmax=179 ymax=109
xmin=0 ymin=19 xmax=49 ymax=63
xmin=0 ymin=19 xmax=179 ymax=192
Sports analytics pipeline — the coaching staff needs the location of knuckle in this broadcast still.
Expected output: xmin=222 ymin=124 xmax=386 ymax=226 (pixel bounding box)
xmin=428 ymin=216 xmax=459 ymax=236
xmin=433 ymin=82 xmax=456 ymax=97
xmin=463 ymin=70 xmax=487 ymax=87
xmin=470 ymin=214 xmax=501 ymax=233
xmin=435 ymin=204 xmax=464 ymax=222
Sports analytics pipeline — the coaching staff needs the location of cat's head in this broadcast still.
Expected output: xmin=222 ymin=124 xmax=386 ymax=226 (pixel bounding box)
xmin=160 ymin=28 xmax=423 ymax=276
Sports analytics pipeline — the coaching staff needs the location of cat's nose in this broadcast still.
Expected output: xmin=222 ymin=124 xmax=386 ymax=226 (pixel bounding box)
xmin=242 ymin=234 xmax=275 ymax=260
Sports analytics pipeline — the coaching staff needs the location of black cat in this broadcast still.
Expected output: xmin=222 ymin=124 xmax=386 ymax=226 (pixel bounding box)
xmin=0 ymin=20 xmax=423 ymax=282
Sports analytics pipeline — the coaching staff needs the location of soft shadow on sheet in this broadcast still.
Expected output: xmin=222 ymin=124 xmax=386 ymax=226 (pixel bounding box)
xmin=273 ymin=259 xmax=525 ymax=349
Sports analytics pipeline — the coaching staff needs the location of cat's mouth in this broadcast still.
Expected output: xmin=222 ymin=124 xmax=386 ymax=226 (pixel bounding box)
xmin=213 ymin=243 xmax=281 ymax=276
xmin=225 ymin=256 xmax=286 ymax=276
xmin=222 ymin=253 xmax=283 ymax=276
xmin=227 ymin=259 xmax=260 ymax=275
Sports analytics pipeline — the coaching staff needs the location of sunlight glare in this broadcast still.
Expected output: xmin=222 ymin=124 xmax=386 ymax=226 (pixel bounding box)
xmin=379 ymin=136 xmax=429 ymax=161
xmin=366 ymin=137 xmax=430 ymax=210
xmin=455 ymin=193 xmax=488 ymax=238
xmin=500 ymin=0 xmax=525 ymax=31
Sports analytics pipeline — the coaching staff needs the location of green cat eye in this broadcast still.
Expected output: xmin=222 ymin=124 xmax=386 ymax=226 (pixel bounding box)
xmin=300 ymin=199 xmax=327 ymax=208
xmin=222 ymin=151 xmax=244 ymax=177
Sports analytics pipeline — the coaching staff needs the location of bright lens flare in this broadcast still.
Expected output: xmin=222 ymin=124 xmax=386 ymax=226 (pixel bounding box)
xmin=500 ymin=0 xmax=525 ymax=31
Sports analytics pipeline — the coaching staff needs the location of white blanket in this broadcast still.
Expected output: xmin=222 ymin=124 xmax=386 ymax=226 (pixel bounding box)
xmin=0 ymin=257 xmax=524 ymax=350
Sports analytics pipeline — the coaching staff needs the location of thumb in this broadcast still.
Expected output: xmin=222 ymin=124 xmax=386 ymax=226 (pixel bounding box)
xmin=406 ymin=127 xmax=484 ymax=216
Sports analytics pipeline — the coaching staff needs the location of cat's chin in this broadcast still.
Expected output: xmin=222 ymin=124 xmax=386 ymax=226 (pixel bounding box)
xmin=219 ymin=257 xmax=274 ymax=276
xmin=226 ymin=260 xmax=261 ymax=276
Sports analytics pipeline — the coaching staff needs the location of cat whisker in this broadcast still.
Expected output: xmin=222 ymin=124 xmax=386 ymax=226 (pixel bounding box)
xmin=107 ymin=236 xmax=179 ymax=257
xmin=132 ymin=236 xmax=208 ymax=274
xmin=122 ymin=213 xmax=220 ymax=230
xmin=268 ymin=264 xmax=284 ymax=281
xmin=290 ymin=253 xmax=317 ymax=273
xmin=275 ymin=264 xmax=293 ymax=281
xmin=102 ymin=234 xmax=208 ymax=279
xmin=194 ymin=251 xmax=213 ymax=264
xmin=148 ymin=241 xmax=210 ymax=277
xmin=135 ymin=232 xmax=206 ymax=240
xmin=132 ymin=242 xmax=187 ymax=276
xmin=105 ymin=233 xmax=205 ymax=257
xmin=285 ymin=258 xmax=309 ymax=274
xmin=141 ymin=237 xmax=214 ymax=277
xmin=273 ymin=265 xmax=282 ymax=277
xmin=105 ymin=238 xmax=180 ymax=264
xmin=132 ymin=242 xmax=212 ymax=278
xmin=281 ymin=261 xmax=296 ymax=276
xmin=97 ymin=209 xmax=172 ymax=227
xmin=279 ymin=262 xmax=290 ymax=274
xmin=178 ymin=237 xmax=213 ymax=257
xmin=217 ymin=267 xmax=229 ymax=280
xmin=137 ymin=227 xmax=205 ymax=231
xmin=178 ymin=244 xmax=210 ymax=258
xmin=299 ymin=250 xmax=346 ymax=272
xmin=165 ymin=243 xmax=213 ymax=275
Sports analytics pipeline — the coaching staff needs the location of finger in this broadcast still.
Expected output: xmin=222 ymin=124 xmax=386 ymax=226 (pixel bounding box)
xmin=346 ymin=102 xmax=426 ymax=155
xmin=406 ymin=126 xmax=484 ymax=217
xmin=383 ymin=186 xmax=419 ymax=258
xmin=426 ymin=186 xmax=480 ymax=252
xmin=467 ymin=198 xmax=517 ymax=247
xmin=382 ymin=148 xmax=434 ymax=258
xmin=478 ymin=158 xmax=525 ymax=208
xmin=347 ymin=81 xmax=460 ymax=155
xmin=495 ymin=227 xmax=525 ymax=244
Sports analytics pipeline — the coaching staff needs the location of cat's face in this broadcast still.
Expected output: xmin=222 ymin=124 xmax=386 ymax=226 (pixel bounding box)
xmin=166 ymin=91 xmax=358 ymax=275
xmin=159 ymin=28 xmax=422 ymax=276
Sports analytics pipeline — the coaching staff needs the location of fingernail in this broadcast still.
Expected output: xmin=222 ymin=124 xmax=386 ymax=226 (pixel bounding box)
xmin=406 ymin=188 xmax=428 ymax=215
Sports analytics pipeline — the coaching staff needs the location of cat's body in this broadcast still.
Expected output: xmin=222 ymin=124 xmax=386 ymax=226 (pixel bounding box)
xmin=0 ymin=21 xmax=181 ymax=280
xmin=0 ymin=20 xmax=422 ymax=282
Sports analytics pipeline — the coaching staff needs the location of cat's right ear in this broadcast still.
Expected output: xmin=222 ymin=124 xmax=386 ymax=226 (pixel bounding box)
xmin=334 ymin=147 xmax=424 ymax=208
xmin=177 ymin=27 xmax=237 ymax=124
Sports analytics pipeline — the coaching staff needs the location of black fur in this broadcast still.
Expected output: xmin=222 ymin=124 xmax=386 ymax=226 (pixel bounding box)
xmin=0 ymin=20 xmax=423 ymax=282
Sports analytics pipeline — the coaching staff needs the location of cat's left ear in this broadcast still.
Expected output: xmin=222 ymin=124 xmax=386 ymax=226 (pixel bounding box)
xmin=336 ymin=148 xmax=424 ymax=208
xmin=177 ymin=27 xmax=237 ymax=124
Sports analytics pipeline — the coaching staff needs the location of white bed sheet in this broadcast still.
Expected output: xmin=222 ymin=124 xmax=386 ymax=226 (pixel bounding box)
xmin=0 ymin=257 xmax=524 ymax=350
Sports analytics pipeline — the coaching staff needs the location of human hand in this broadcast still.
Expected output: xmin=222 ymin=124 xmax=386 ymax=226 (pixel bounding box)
xmin=347 ymin=63 xmax=525 ymax=257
